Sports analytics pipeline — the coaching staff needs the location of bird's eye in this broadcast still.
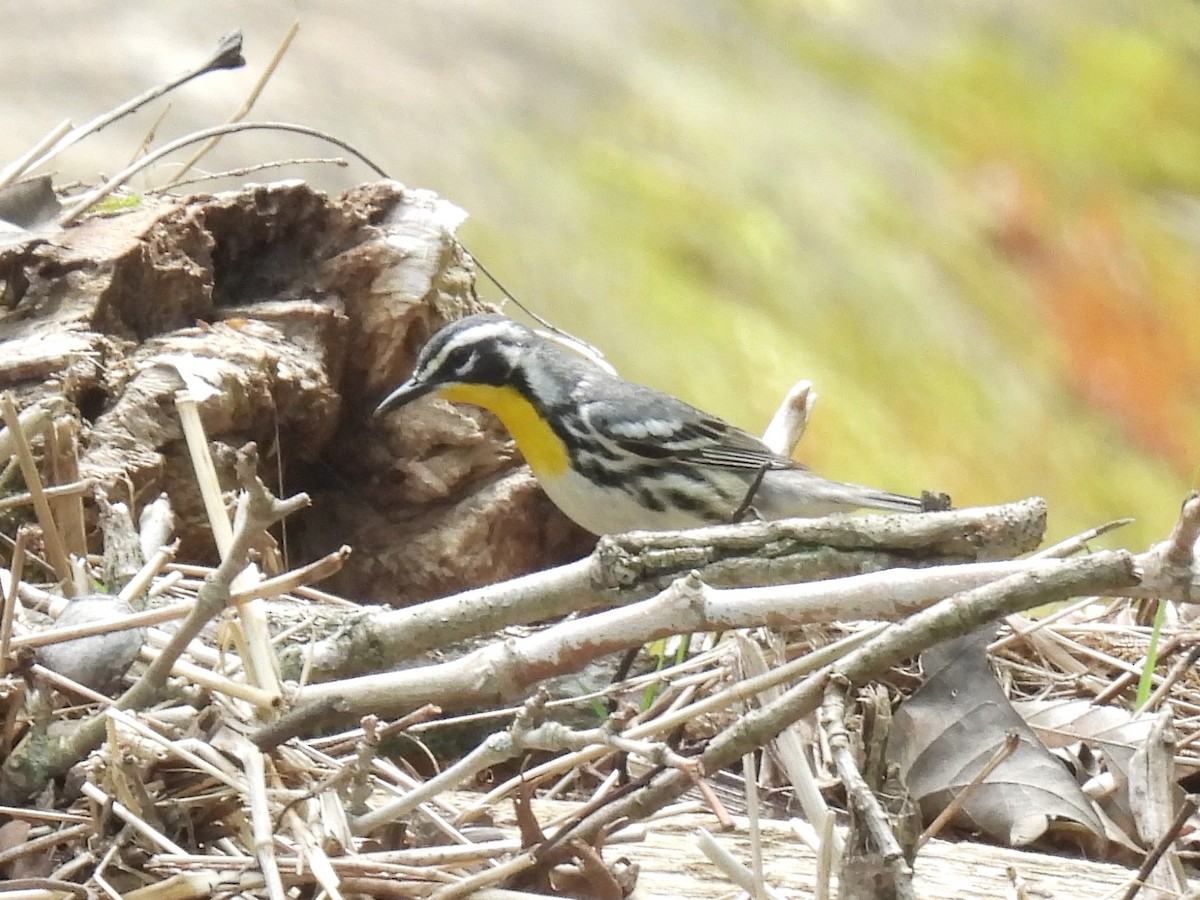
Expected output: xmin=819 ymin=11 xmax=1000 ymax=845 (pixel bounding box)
xmin=451 ymin=349 xmax=478 ymax=376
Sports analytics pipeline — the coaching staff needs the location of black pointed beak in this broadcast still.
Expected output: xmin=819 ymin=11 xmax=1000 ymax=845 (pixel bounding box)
xmin=374 ymin=378 xmax=435 ymax=416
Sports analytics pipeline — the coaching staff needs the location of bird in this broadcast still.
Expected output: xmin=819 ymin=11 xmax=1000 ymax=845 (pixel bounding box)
xmin=374 ymin=313 xmax=932 ymax=535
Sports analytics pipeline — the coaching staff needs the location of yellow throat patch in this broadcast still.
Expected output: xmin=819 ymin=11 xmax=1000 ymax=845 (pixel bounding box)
xmin=435 ymin=383 xmax=570 ymax=478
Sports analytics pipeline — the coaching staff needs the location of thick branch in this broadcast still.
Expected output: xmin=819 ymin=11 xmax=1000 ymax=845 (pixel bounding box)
xmin=261 ymin=549 xmax=1130 ymax=746
xmin=286 ymin=500 xmax=1047 ymax=682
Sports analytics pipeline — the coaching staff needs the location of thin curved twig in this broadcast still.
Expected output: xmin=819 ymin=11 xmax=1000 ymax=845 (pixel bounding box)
xmin=58 ymin=121 xmax=390 ymax=225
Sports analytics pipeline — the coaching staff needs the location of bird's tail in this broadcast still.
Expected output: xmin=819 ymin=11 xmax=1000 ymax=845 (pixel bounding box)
xmin=752 ymin=468 xmax=930 ymax=518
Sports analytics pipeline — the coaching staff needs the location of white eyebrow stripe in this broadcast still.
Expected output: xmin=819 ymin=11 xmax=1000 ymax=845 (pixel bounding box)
xmin=419 ymin=320 xmax=521 ymax=376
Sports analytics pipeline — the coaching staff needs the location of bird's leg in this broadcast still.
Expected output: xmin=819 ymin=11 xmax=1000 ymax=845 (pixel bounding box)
xmin=730 ymin=462 xmax=770 ymax=524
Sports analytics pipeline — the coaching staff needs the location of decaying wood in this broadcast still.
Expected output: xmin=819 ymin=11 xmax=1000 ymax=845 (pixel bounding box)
xmin=474 ymin=797 xmax=1145 ymax=900
xmin=0 ymin=180 xmax=590 ymax=601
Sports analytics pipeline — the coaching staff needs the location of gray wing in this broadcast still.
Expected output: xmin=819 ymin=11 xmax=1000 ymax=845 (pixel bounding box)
xmin=578 ymin=382 xmax=796 ymax=471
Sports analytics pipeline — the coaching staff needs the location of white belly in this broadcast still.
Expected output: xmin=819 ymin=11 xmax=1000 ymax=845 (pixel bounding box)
xmin=538 ymin=467 xmax=720 ymax=535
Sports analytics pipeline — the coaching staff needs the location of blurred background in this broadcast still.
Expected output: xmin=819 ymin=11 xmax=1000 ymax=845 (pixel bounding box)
xmin=2 ymin=0 xmax=1197 ymax=550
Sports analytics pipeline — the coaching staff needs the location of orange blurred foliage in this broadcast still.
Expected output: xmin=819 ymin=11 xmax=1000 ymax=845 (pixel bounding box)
xmin=990 ymin=171 xmax=1200 ymax=478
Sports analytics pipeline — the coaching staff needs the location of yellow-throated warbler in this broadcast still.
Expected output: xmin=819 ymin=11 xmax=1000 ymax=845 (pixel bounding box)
xmin=375 ymin=313 xmax=932 ymax=535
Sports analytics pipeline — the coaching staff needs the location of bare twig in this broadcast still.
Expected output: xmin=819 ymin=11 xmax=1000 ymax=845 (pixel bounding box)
xmin=451 ymin=626 xmax=882 ymax=820
xmin=557 ymin=551 xmax=1138 ymax=846
xmin=25 ymin=32 xmax=245 ymax=176
xmin=1118 ymin=794 xmax=1197 ymax=900
xmin=0 ymin=479 xmax=93 ymax=512
xmin=1031 ymin=518 xmax=1135 ymax=559
xmin=58 ymin=121 xmax=389 ymax=225
xmin=0 ymin=393 xmax=72 ymax=586
xmin=823 ymin=673 xmax=913 ymax=898
xmin=278 ymin=554 xmax=1110 ymax=735
xmin=1138 ymin=492 xmax=1200 ymax=602
xmin=164 ymin=21 xmax=300 ymax=187
xmin=352 ymin=694 xmax=695 ymax=835
xmin=916 ymin=731 xmax=1019 ymax=849
xmin=695 ymin=827 xmax=787 ymax=900
xmin=80 ymin=781 xmax=187 ymax=854
xmin=0 ymin=444 xmax=308 ymax=801
xmin=0 ymin=527 xmax=27 ymax=675
xmin=176 ymin=389 xmax=280 ymax=700
xmin=229 ymin=545 xmax=350 ymax=604
xmin=0 ymin=822 xmax=93 ymax=871
xmin=0 ymin=119 xmax=72 ymax=192
xmin=285 ymin=500 xmax=1048 ymax=684
xmin=164 ymin=156 xmax=348 ymax=190
xmin=9 ymin=601 xmax=191 ymax=651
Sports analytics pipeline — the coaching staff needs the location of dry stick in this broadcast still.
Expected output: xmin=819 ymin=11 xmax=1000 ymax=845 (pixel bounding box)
xmin=165 ymin=21 xmax=300 ymax=187
xmin=1030 ymin=518 xmax=1135 ymax=561
xmin=353 ymin=704 xmax=693 ymax=836
xmin=241 ymin=736 xmax=287 ymax=900
xmin=127 ymin=101 xmax=175 ymax=169
xmin=117 ymin=541 xmax=179 ymax=604
xmin=25 ymin=32 xmax=245 ymax=176
xmin=0 ymin=528 xmax=28 ymax=674
xmin=168 ymin=157 xmax=349 ymax=190
xmin=80 ymin=782 xmax=188 ymax=855
xmin=822 ymin=673 xmax=913 ymax=900
xmin=176 ymin=390 xmax=280 ymax=701
xmin=0 ymin=680 xmax=23 ymax=762
xmin=695 ymin=828 xmax=787 ymax=900
xmin=0 ymin=401 xmax=55 ymax=465
xmin=736 ymin=634 xmax=841 ymax=859
xmin=0 ymin=393 xmax=72 ymax=586
xmin=560 ymin=552 xmax=1139 ymax=848
xmin=105 ymin=709 xmax=243 ymax=792
xmin=990 ymin=514 xmax=1134 ymax=666
xmin=1142 ymin=644 xmax=1200 ymax=712
xmin=9 ymin=601 xmax=191 ymax=651
xmin=1162 ymin=492 xmax=1200 ymax=571
xmin=0 ymin=822 xmax=93 ymax=871
xmin=30 ymin=663 xmax=117 ymax=707
xmin=286 ymin=499 xmax=1046 ymax=684
xmin=58 ymin=121 xmax=389 ymax=226
xmin=990 ymin=593 xmax=1103 ymax=654
xmin=1138 ymin=491 xmax=1200 ymax=602
xmin=0 ymin=805 xmax=88 ymax=825
xmin=0 ymin=480 xmax=94 ymax=512
xmin=393 ymin=625 xmax=881 ymax=824
xmin=1091 ymin=633 xmax=1193 ymax=707
xmin=281 ymin=555 xmax=1073 ymax=735
xmin=741 ymin=750 xmax=768 ymax=899
xmin=426 ymin=854 xmax=541 ymax=900
xmin=0 ymin=119 xmax=72 ymax=191
xmin=229 ymin=545 xmax=350 ymax=604
xmin=140 ymin=638 xmax=285 ymax=709
xmin=1118 ymin=793 xmax=1198 ymax=900
xmin=44 ymin=416 xmax=87 ymax=561
xmin=0 ymin=448 xmax=308 ymax=800
xmin=915 ymin=731 xmax=1019 ymax=850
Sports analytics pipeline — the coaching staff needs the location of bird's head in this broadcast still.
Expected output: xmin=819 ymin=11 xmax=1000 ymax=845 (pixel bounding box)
xmin=374 ymin=313 xmax=534 ymax=416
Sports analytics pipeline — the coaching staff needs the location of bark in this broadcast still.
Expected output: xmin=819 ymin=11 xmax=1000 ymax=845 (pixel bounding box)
xmin=0 ymin=180 xmax=591 ymax=604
